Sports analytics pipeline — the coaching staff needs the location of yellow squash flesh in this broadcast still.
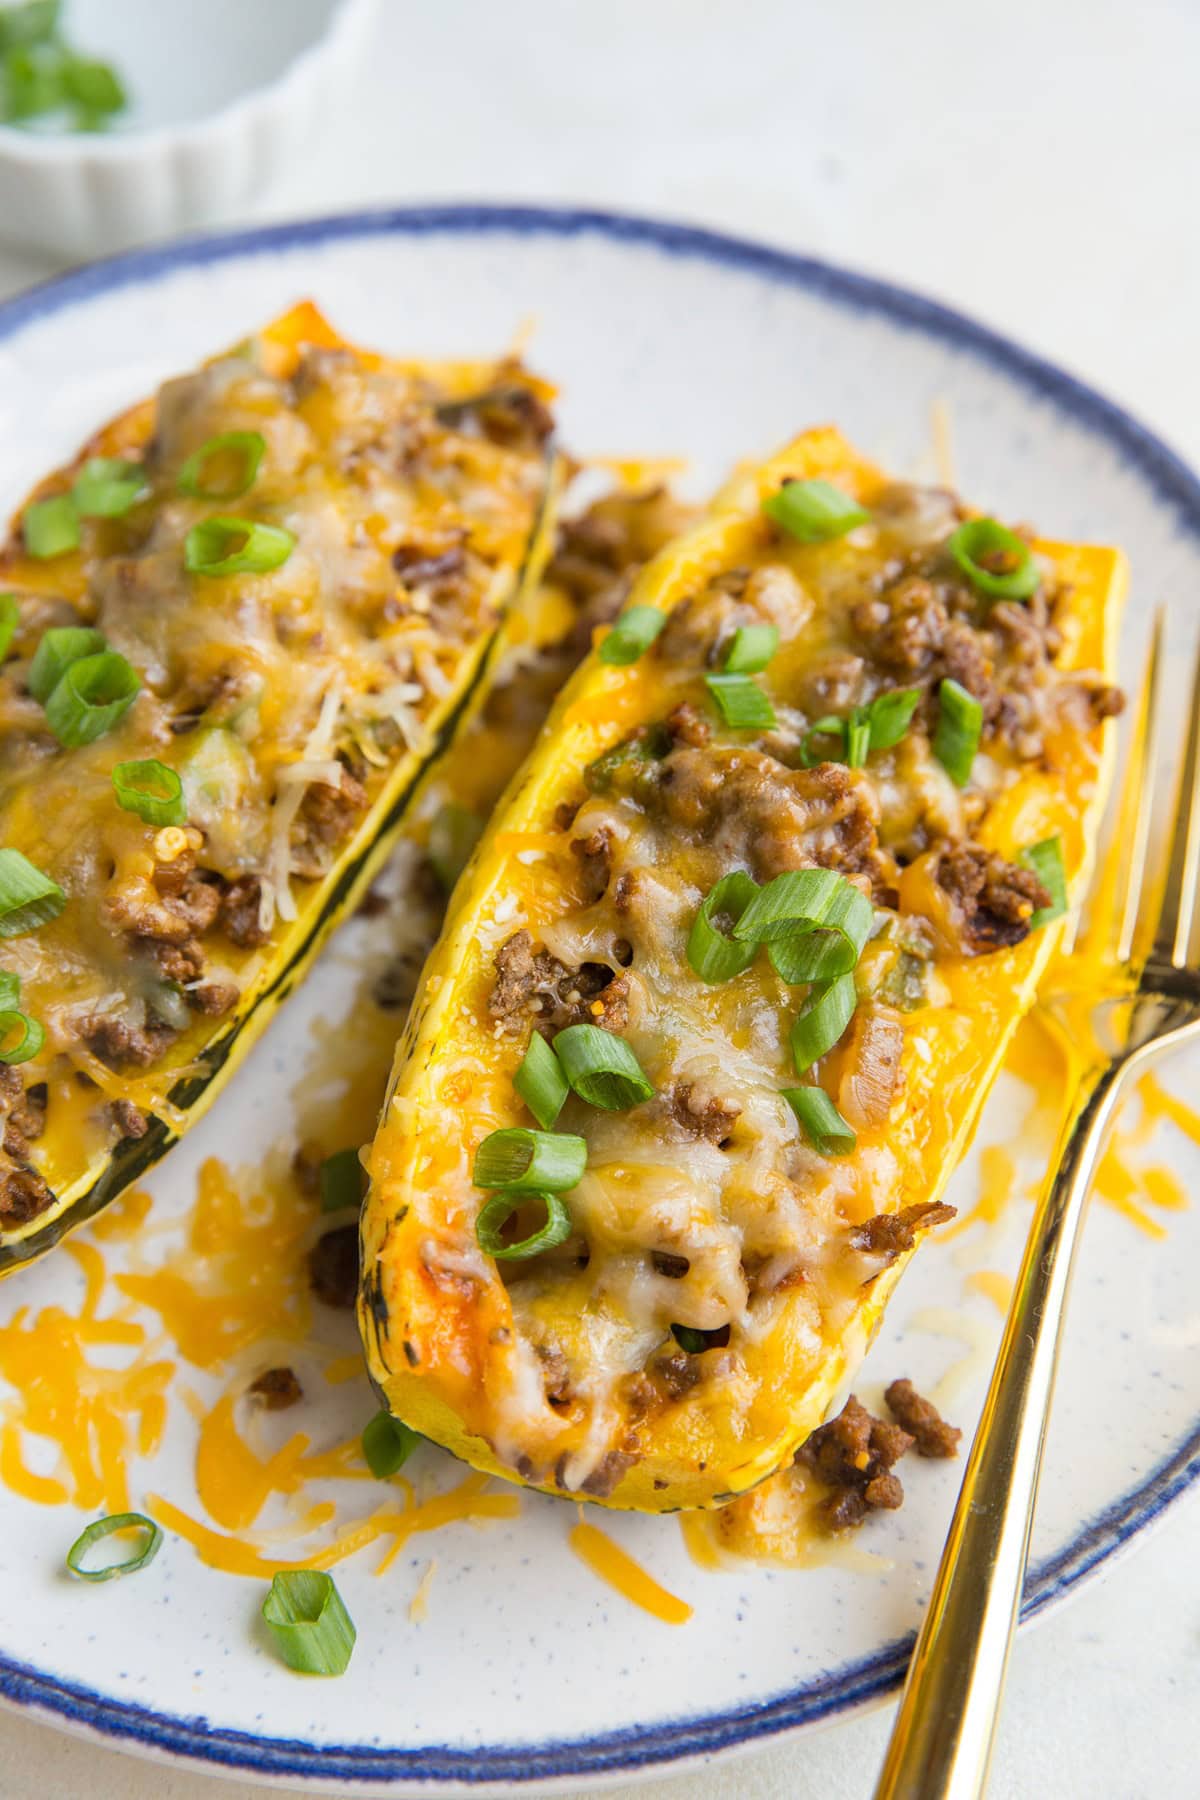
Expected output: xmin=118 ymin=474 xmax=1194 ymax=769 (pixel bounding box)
xmin=360 ymin=426 xmax=1125 ymax=1511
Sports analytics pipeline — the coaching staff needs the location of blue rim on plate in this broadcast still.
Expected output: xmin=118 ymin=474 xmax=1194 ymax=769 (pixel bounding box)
xmin=1 ymin=203 xmax=1199 ymax=1787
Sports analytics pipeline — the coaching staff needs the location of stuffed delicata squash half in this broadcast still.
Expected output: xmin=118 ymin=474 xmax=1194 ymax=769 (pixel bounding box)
xmin=0 ymin=302 xmax=559 ymax=1270
xmin=360 ymin=425 xmax=1125 ymax=1512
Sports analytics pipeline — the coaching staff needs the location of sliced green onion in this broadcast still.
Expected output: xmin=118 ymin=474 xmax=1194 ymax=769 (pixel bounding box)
xmin=184 ymin=516 xmax=295 ymax=577
xmin=766 ymin=872 xmax=875 ymax=984
xmin=704 ymin=672 xmax=776 ymax=730
xmin=514 ymin=1031 xmax=569 ymax=1130
xmin=2 ymin=41 xmax=62 ymax=119
xmin=262 ymin=1570 xmax=356 ymax=1676
xmin=0 ymin=2 xmax=61 ymax=53
xmin=784 ymin=1086 xmax=857 ymax=1155
xmin=1021 ymin=834 xmax=1069 ymax=931
xmin=844 ymin=709 xmax=871 ymax=769
xmin=319 ymin=1147 xmax=364 ymax=1213
xmin=802 ymin=688 xmax=922 ymax=770
xmin=0 ymin=971 xmax=20 ymax=1009
xmin=800 ymin=715 xmax=847 ymax=768
xmin=72 ymin=457 xmax=147 ymax=519
xmin=111 ymin=758 xmax=185 ymax=827
xmin=66 ymin=1512 xmax=162 ymax=1582
xmin=178 ymin=431 xmax=267 ymax=501
xmin=791 ymin=973 xmax=857 ymax=1074
xmin=0 ymin=848 xmax=65 ymax=937
xmin=428 ymin=802 xmax=483 ymax=893
xmin=763 ymin=478 xmax=870 ymax=543
xmin=687 ymin=870 xmax=760 ymax=983
xmin=0 ymin=595 xmax=20 ymax=661
xmin=475 ymin=1191 xmax=572 ymax=1261
xmin=0 ymin=1008 xmax=43 ymax=1064
xmin=732 ymin=867 xmax=871 ymax=953
xmin=932 ymin=677 xmax=983 ymax=787
xmin=61 ymin=52 xmax=126 ymax=124
xmin=865 ymin=687 xmax=922 ymax=751
xmin=44 ymin=650 xmax=140 ymax=747
xmin=598 ymin=605 xmax=667 ymax=666
xmin=22 ymin=494 xmax=79 ymax=559
xmin=553 ymin=1022 xmax=655 ymax=1111
xmin=735 ymin=868 xmax=844 ymax=941
xmin=473 ymin=1126 xmax=586 ymax=1191
xmin=362 ymin=1410 xmax=420 ymax=1478
xmin=28 ymin=625 xmax=106 ymax=704
xmin=947 ymin=518 xmax=1039 ymax=601
xmin=723 ymin=623 xmax=779 ymax=674
xmin=671 ymin=1324 xmax=709 ymax=1354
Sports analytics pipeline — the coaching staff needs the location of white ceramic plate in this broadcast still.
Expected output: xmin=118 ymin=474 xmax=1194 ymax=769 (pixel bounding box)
xmin=1 ymin=208 xmax=1198 ymax=1795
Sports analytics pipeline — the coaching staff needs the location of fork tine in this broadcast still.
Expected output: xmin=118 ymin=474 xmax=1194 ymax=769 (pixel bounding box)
xmin=1068 ymin=608 xmax=1162 ymax=966
xmin=1149 ymin=620 xmax=1200 ymax=969
xmin=1115 ymin=606 xmax=1164 ymax=965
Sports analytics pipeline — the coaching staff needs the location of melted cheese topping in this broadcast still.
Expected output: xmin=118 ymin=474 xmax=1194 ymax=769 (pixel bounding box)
xmin=0 ymin=302 xmax=553 ymax=1252
xmin=364 ymin=427 xmax=1125 ymax=1509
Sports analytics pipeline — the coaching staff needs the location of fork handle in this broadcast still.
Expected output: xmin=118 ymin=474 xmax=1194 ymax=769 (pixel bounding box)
xmin=872 ymin=1055 xmax=1131 ymax=1800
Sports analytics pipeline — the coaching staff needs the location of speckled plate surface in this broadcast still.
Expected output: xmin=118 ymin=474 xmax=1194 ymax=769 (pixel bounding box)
xmin=0 ymin=208 xmax=1198 ymax=1795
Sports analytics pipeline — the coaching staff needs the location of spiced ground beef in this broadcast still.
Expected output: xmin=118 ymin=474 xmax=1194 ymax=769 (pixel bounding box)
xmin=308 ymin=1224 xmax=359 ymax=1310
xmin=219 ymin=876 xmax=270 ymax=948
xmin=849 ymin=1200 xmax=956 ymax=1264
xmin=80 ymin=1012 xmax=177 ymax=1070
xmin=0 ymin=1068 xmax=46 ymax=1158
xmin=108 ymin=1098 xmax=149 ymax=1140
xmin=570 ymin=825 xmax=614 ymax=905
xmin=488 ymin=929 xmax=628 ymax=1035
xmin=885 ymin=1378 xmax=962 ymax=1458
xmin=935 ymin=843 xmax=1050 ymax=954
xmin=658 ymin=1081 xmax=740 ymax=1147
xmin=797 ymin=1394 xmax=914 ymax=1531
xmin=248 ymin=1367 xmax=304 ymax=1410
xmin=0 ymin=1162 xmax=54 ymax=1227
xmin=654 ymin=744 xmax=895 ymax=894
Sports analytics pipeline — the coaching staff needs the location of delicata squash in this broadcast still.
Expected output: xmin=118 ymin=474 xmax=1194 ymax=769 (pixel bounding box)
xmin=361 ymin=425 xmax=1126 ymax=1512
xmin=0 ymin=302 xmax=559 ymax=1270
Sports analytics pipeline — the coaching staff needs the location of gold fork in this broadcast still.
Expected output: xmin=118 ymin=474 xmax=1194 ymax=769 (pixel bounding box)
xmin=874 ymin=609 xmax=1200 ymax=1800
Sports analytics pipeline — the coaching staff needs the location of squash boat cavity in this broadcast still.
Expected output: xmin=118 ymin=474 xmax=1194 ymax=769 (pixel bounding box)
xmin=361 ymin=426 xmax=1125 ymax=1512
xmin=0 ymin=303 xmax=560 ymax=1271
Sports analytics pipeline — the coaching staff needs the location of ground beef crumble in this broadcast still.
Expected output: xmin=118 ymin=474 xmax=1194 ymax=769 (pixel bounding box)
xmin=219 ymin=876 xmax=270 ymax=949
xmin=797 ymin=1394 xmax=913 ymax=1530
xmin=934 ymin=843 xmax=1050 ymax=954
xmin=799 ymin=1385 xmax=961 ymax=1529
xmin=849 ymin=1200 xmax=957 ymax=1265
xmin=108 ymin=1098 xmax=149 ymax=1140
xmin=248 ymin=1367 xmax=304 ymax=1410
xmin=657 ymin=1081 xmax=740 ymax=1146
xmin=885 ymin=1378 xmax=962 ymax=1458
xmin=488 ymin=929 xmax=628 ymax=1036
xmin=308 ymin=1224 xmax=359 ymax=1310
xmin=654 ymin=744 xmax=895 ymax=895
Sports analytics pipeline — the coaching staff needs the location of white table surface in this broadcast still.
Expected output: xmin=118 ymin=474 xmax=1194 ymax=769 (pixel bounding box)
xmin=1 ymin=2 xmax=1197 ymax=1795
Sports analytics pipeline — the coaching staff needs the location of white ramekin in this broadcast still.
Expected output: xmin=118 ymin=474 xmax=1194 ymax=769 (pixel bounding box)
xmin=0 ymin=0 xmax=378 ymax=261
